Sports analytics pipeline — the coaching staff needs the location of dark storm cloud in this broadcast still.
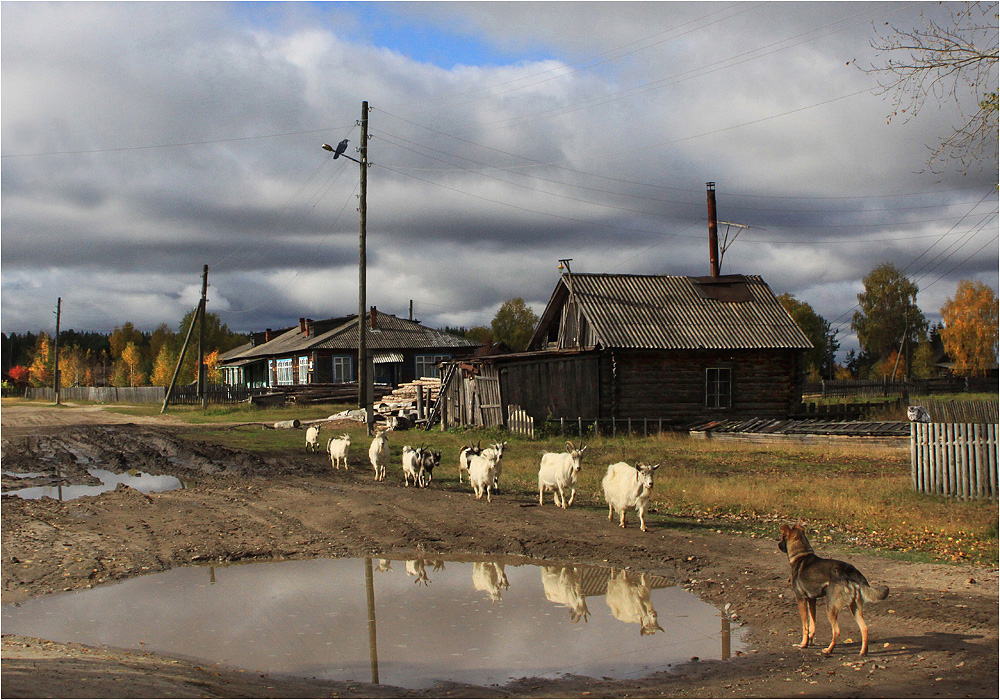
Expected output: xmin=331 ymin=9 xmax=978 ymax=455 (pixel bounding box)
xmin=2 ymin=1 xmax=996 ymax=360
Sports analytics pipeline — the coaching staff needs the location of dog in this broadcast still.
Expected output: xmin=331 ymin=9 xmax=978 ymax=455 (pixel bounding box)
xmin=778 ymin=522 xmax=889 ymax=655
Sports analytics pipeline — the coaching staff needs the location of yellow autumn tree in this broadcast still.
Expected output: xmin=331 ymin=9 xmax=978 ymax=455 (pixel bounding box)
xmin=27 ymin=333 xmax=53 ymax=387
xmin=150 ymin=345 xmax=177 ymax=387
xmin=940 ymin=280 xmax=999 ymax=377
xmin=120 ymin=342 xmax=145 ymax=387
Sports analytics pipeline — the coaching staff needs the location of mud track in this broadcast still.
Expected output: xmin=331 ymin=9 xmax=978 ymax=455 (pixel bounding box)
xmin=1 ymin=405 xmax=997 ymax=698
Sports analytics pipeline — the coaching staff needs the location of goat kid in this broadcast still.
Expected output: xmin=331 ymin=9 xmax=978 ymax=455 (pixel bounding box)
xmin=304 ymin=425 xmax=322 ymax=453
xmin=326 ymin=434 xmax=351 ymax=470
xmin=538 ymin=441 xmax=588 ymax=508
xmin=602 ymin=462 xmax=660 ymax=531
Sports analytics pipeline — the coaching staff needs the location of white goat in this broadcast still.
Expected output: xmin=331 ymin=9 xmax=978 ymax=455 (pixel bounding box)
xmin=468 ymin=451 xmax=500 ymax=502
xmin=368 ymin=428 xmax=390 ymax=482
xmin=602 ymin=461 xmax=660 ymax=531
xmin=326 ymin=433 xmax=351 ymax=470
xmin=304 ymin=425 xmax=321 ymax=453
xmin=605 ymin=569 xmax=664 ymax=636
xmin=538 ymin=441 xmax=588 ymax=508
xmin=402 ymin=446 xmax=428 ymax=487
xmin=458 ymin=441 xmax=482 ymax=484
xmin=483 ymin=441 xmax=507 ymax=490
xmin=541 ymin=565 xmax=590 ymax=623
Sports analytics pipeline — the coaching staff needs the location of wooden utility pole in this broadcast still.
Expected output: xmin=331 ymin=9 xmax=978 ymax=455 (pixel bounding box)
xmin=53 ymin=297 xmax=61 ymax=405
xmin=197 ymin=265 xmax=209 ymax=409
xmin=358 ymin=101 xmax=373 ymax=435
xmin=161 ymin=266 xmax=207 ymax=413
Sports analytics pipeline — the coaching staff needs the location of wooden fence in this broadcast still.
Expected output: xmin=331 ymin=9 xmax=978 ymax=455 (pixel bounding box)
xmin=804 ymin=377 xmax=997 ymax=398
xmin=507 ymin=405 xmax=535 ymax=438
xmin=24 ymin=385 xmax=268 ymax=405
xmin=910 ymin=423 xmax=998 ymax=500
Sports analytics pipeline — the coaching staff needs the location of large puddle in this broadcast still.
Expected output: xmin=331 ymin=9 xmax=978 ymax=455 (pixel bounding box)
xmin=1 ymin=468 xmax=184 ymax=500
xmin=1 ymin=557 xmax=743 ymax=688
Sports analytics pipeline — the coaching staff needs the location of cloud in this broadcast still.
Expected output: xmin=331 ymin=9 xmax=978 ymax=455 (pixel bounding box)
xmin=2 ymin=1 xmax=996 ymax=364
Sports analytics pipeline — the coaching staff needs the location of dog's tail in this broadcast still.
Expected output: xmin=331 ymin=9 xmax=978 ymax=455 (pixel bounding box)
xmin=844 ymin=566 xmax=889 ymax=603
xmin=861 ymin=584 xmax=889 ymax=603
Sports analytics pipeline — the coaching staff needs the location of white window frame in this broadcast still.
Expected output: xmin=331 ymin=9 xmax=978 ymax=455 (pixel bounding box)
xmin=705 ymin=367 xmax=732 ymax=409
xmin=415 ymin=354 xmax=451 ymax=379
xmin=275 ymin=358 xmax=294 ymax=386
xmin=298 ymin=356 xmax=310 ymax=385
xmin=332 ymin=356 xmax=353 ymax=384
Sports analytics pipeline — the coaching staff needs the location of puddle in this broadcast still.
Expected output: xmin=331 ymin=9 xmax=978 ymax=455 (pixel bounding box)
xmin=1 ymin=468 xmax=184 ymax=500
xmin=1 ymin=471 xmax=48 ymax=479
xmin=1 ymin=557 xmax=743 ymax=688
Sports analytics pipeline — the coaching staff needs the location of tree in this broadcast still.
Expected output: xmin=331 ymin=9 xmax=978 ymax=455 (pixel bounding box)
xmin=864 ymin=1 xmax=999 ymax=172
xmin=150 ymin=345 xmax=178 ymax=387
xmin=120 ymin=342 xmax=145 ymax=387
xmin=27 ymin=333 xmax=53 ymax=387
xmin=777 ymin=293 xmax=839 ymax=380
xmin=491 ymin=298 xmax=539 ymax=352
xmin=851 ymin=263 xmax=928 ymax=367
xmin=940 ymin=279 xmax=999 ymax=376
xmin=465 ymin=326 xmax=492 ymax=347
xmin=8 ymin=365 xmax=30 ymax=386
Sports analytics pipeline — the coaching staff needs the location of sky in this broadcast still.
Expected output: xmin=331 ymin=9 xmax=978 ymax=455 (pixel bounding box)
xmin=2 ymin=1 xmax=997 ymax=361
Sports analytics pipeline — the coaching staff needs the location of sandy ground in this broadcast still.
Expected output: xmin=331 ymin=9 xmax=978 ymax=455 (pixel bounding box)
xmin=1 ymin=402 xmax=997 ymax=699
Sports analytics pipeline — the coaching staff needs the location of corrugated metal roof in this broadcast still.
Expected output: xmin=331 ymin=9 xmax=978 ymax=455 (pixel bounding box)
xmin=222 ymin=312 xmax=476 ymax=364
xmin=568 ymin=274 xmax=813 ymax=351
xmin=312 ymin=313 xmax=477 ymax=351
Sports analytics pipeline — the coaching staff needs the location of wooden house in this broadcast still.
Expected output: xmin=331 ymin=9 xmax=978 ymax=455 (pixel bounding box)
xmin=220 ymin=309 xmax=479 ymax=389
xmin=438 ymin=273 xmax=812 ymax=428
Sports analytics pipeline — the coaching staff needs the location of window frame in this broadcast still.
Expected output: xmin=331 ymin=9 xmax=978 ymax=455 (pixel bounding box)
xmin=332 ymin=355 xmax=353 ymax=384
xmin=705 ymin=366 xmax=733 ymax=409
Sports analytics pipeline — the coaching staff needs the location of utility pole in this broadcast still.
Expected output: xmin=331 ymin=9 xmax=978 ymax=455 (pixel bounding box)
xmin=197 ymin=265 xmax=209 ymax=409
xmin=161 ymin=265 xmax=207 ymax=414
xmin=54 ymin=297 xmax=61 ymax=405
xmin=358 ymin=101 xmax=373 ymax=435
xmin=707 ymin=182 xmax=720 ymax=278
xmin=321 ymin=102 xmax=373 ymax=434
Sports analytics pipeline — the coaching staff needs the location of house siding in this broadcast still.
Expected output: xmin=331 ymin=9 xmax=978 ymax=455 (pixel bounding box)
xmin=609 ymin=349 xmax=803 ymax=421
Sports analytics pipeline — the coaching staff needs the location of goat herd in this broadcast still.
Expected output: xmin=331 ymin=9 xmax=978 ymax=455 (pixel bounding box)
xmin=305 ymin=424 xmax=662 ymax=531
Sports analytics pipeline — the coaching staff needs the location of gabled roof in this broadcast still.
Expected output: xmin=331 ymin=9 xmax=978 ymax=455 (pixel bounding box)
xmin=529 ymin=273 xmax=813 ymax=351
xmin=221 ymin=311 xmax=477 ymax=364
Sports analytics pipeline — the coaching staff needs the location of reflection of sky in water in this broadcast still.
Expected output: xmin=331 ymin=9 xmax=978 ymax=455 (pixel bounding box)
xmin=1 ymin=468 xmax=183 ymax=500
xmin=1 ymin=558 xmax=743 ymax=688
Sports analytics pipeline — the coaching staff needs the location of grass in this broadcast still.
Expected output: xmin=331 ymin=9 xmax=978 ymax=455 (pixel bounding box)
xmin=6 ymin=398 xmax=997 ymax=565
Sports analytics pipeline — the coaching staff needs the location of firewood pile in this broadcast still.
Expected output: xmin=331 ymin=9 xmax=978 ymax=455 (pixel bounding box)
xmin=374 ymin=377 xmax=441 ymax=427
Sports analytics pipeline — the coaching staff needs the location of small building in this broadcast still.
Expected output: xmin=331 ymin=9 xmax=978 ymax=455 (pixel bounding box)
xmin=438 ymin=273 xmax=813 ymax=428
xmin=220 ymin=309 xmax=479 ymax=389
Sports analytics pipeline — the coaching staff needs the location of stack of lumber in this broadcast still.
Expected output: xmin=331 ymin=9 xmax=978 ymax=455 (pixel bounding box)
xmin=375 ymin=377 xmax=441 ymax=414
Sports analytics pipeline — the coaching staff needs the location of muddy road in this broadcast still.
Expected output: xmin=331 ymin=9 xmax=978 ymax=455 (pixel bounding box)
xmin=2 ymin=404 xmax=997 ymax=698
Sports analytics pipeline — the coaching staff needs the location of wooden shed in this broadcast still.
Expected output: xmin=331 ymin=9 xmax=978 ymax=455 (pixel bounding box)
xmin=438 ymin=273 xmax=813 ymax=429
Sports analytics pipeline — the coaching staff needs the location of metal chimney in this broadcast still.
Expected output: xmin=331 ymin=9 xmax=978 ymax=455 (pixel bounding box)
xmin=707 ymin=182 xmax=720 ymax=278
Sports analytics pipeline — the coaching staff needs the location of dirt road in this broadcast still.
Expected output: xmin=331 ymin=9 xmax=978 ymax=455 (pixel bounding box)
xmin=2 ymin=403 xmax=997 ymax=698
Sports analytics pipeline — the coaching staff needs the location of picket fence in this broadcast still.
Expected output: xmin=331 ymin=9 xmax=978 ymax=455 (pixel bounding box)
xmin=910 ymin=423 xmax=998 ymax=500
xmin=507 ymin=404 xmax=534 ymax=438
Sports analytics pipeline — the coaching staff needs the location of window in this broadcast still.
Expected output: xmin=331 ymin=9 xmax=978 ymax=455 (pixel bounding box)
xmin=705 ymin=367 xmax=732 ymax=408
xmin=415 ymin=354 xmax=451 ymax=379
xmin=332 ymin=356 xmax=353 ymax=384
xmin=275 ymin=358 xmax=294 ymax=386
xmin=298 ymin=356 xmax=310 ymax=385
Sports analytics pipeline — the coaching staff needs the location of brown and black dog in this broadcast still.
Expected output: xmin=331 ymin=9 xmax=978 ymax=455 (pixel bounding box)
xmin=779 ymin=523 xmax=889 ymax=655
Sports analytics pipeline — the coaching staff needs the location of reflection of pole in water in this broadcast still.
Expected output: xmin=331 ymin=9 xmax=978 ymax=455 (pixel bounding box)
xmin=57 ymin=467 xmax=63 ymax=503
xmin=210 ymin=566 xmax=216 ymax=584
xmin=721 ymin=614 xmax=731 ymax=659
xmin=365 ymin=557 xmax=379 ymax=684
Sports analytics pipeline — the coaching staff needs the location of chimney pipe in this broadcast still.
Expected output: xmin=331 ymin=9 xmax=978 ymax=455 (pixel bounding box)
xmin=265 ymin=328 xmax=274 ymax=342
xmin=370 ymin=306 xmax=378 ymax=330
xmin=299 ymin=318 xmax=307 ymax=334
xmin=707 ymin=182 xmax=720 ymax=278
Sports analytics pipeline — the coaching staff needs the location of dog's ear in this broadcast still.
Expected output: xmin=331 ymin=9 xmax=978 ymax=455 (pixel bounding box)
xmin=780 ymin=523 xmax=793 ymax=537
